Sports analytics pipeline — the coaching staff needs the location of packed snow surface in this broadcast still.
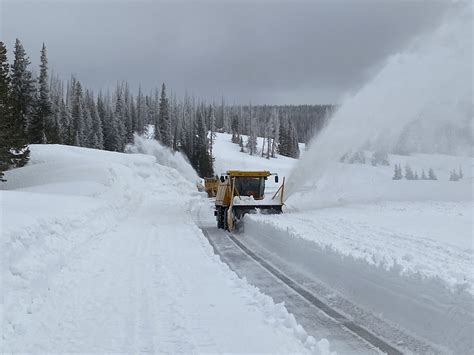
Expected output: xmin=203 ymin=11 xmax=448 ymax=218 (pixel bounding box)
xmin=1 ymin=142 xmax=328 ymax=353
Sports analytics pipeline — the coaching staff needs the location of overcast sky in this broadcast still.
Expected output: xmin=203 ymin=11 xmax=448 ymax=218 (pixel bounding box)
xmin=1 ymin=0 xmax=450 ymax=104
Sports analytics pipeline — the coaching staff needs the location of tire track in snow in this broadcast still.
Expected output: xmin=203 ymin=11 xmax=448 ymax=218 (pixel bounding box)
xmin=194 ymin=198 xmax=406 ymax=354
xmin=223 ymin=231 xmax=402 ymax=355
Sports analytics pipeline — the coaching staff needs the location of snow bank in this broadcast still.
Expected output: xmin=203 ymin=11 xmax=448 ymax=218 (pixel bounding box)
xmin=247 ymin=201 xmax=473 ymax=294
xmin=244 ymin=211 xmax=474 ymax=353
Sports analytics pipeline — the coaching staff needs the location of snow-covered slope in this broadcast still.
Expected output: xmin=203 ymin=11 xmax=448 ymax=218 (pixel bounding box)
xmin=1 ymin=142 xmax=325 ymax=353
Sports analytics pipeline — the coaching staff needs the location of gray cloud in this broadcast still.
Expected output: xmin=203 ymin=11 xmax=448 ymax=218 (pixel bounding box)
xmin=1 ymin=0 xmax=450 ymax=104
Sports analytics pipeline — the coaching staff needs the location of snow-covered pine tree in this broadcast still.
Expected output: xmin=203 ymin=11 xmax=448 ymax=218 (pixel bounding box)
xmin=404 ymin=164 xmax=415 ymax=180
xmin=98 ymin=93 xmax=114 ymax=151
xmin=81 ymin=90 xmax=94 ymax=147
xmin=271 ymin=108 xmax=279 ymax=158
xmin=289 ymin=121 xmax=300 ymax=158
xmin=85 ymin=90 xmax=103 ymax=149
xmin=152 ymin=88 xmax=160 ymax=142
xmin=414 ymin=171 xmax=419 ymax=180
xmin=0 ymin=41 xmax=13 ymax=180
xmin=123 ymin=83 xmax=134 ymax=145
xmin=231 ymin=114 xmax=240 ymax=143
xmin=449 ymin=170 xmax=459 ymax=181
xmin=71 ymin=80 xmax=85 ymax=146
xmin=113 ymin=85 xmax=127 ymax=151
xmin=459 ymin=165 xmax=463 ymax=179
xmin=247 ymin=105 xmax=258 ymax=155
xmin=103 ymin=93 xmax=121 ymax=151
xmin=158 ymin=83 xmax=172 ymax=147
xmin=170 ymin=94 xmax=180 ymax=151
xmin=278 ymin=114 xmax=288 ymax=156
xmin=392 ymin=164 xmax=402 ymax=180
xmin=428 ymin=168 xmax=437 ymax=180
xmin=9 ymin=39 xmax=32 ymax=167
xmin=35 ymin=43 xmax=57 ymax=144
xmin=135 ymin=86 xmax=147 ymax=136
xmin=59 ymin=95 xmax=73 ymax=145
xmin=421 ymin=169 xmax=427 ymax=180
xmin=208 ymin=104 xmax=216 ymax=158
xmin=49 ymin=76 xmax=66 ymax=144
xmin=194 ymin=108 xmax=214 ymax=177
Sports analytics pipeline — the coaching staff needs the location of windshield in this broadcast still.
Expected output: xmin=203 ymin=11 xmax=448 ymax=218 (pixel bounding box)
xmin=234 ymin=177 xmax=265 ymax=198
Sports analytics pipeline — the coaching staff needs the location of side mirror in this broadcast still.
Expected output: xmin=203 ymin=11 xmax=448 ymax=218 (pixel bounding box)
xmin=275 ymin=175 xmax=279 ymax=183
xmin=220 ymin=176 xmax=225 ymax=183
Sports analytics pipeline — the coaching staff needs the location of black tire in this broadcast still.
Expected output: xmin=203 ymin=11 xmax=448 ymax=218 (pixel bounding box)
xmin=223 ymin=208 xmax=229 ymax=231
xmin=217 ymin=207 xmax=224 ymax=229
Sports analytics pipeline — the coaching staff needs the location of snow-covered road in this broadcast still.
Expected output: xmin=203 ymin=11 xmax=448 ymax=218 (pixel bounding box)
xmin=1 ymin=144 xmax=326 ymax=353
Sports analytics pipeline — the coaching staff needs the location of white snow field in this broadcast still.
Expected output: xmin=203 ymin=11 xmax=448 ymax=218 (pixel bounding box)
xmin=1 ymin=141 xmax=330 ymax=353
xmin=213 ymin=132 xmax=473 ymax=353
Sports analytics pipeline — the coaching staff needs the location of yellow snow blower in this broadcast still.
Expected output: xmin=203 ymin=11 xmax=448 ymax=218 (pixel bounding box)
xmin=214 ymin=170 xmax=285 ymax=231
xmin=204 ymin=177 xmax=219 ymax=197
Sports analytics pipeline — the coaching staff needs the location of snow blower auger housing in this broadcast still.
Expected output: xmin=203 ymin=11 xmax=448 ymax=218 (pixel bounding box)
xmin=214 ymin=170 xmax=284 ymax=231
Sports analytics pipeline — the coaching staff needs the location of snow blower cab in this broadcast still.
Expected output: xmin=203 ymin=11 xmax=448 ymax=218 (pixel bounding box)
xmin=214 ymin=170 xmax=285 ymax=231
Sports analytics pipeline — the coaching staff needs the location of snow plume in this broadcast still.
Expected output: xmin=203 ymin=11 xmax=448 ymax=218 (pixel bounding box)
xmin=286 ymin=3 xmax=472 ymax=198
xmin=126 ymin=134 xmax=199 ymax=183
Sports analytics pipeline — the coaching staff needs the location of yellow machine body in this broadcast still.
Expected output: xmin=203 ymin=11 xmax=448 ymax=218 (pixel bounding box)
xmin=214 ymin=170 xmax=284 ymax=231
xmin=204 ymin=177 xmax=219 ymax=197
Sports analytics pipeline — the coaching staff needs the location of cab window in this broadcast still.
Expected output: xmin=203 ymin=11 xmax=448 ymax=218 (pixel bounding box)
xmin=234 ymin=177 xmax=265 ymax=198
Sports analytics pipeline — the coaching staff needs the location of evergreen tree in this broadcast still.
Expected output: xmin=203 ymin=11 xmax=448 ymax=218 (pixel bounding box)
xmin=208 ymin=104 xmax=216 ymax=158
xmin=271 ymin=108 xmax=279 ymax=158
xmin=246 ymin=105 xmax=257 ymax=155
xmin=0 ymin=41 xmax=13 ymax=180
xmin=239 ymin=136 xmax=244 ymax=152
xmin=135 ymin=86 xmax=147 ymax=136
xmin=158 ymin=83 xmax=172 ymax=147
xmin=428 ymin=168 xmax=437 ymax=180
xmin=231 ymin=114 xmax=240 ymax=143
xmin=123 ymin=83 xmax=134 ymax=144
xmin=288 ymin=121 xmax=300 ymax=158
xmin=278 ymin=115 xmax=288 ymax=156
xmin=449 ymin=170 xmax=459 ymax=181
xmin=102 ymin=94 xmax=121 ymax=151
xmin=98 ymin=93 xmax=117 ymax=151
xmin=82 ymin=91 xmax=93 ymax=147
xmin=71 ymin=80 xmax=85 ymax=146
xmin=194 ymin=108 xmax=213 ymax=177
xmin=113 ymin=84 xmax=127 ymax=151
xmin=421 ymin=169 xmax=427 ymax=180
xmin=392 ymin=164 xmax=402 ymax=180
xmin=86 ymin=90 xmax=103 ymax=149
xmin=35 ymin=43 xmax=57 ymax=143
xmin=404 ymin=164 xmax=415 ymax=180
xmin=459 ymin=165 xmax=463 ymax=179
xmin=9 ymin=39 xmax=31 ymax=167
xmin=59 ymin=96 xmax=73 ymax=145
